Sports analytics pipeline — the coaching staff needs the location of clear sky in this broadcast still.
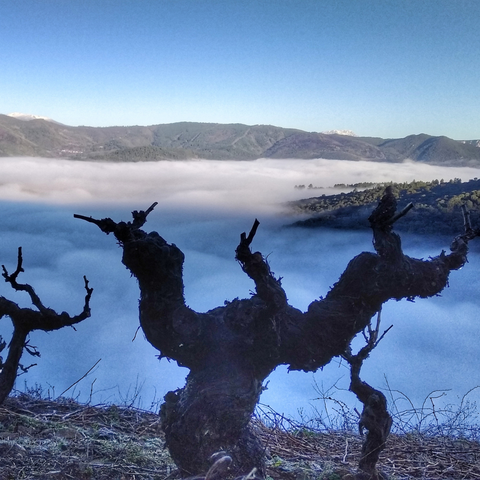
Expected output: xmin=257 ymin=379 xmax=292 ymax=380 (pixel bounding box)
xmin=1 ymin=0 xmax=479 ymax=139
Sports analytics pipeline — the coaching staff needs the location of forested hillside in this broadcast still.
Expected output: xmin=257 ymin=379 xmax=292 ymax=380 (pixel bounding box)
xmin=290 ymin=178 xmax=480 ymax=235
xmin=1 ymin=114 xmax=480 ymax=165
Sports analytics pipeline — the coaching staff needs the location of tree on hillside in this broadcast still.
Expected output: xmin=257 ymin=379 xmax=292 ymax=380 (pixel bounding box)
xmin=75 ymin=188 xmax=478 ymax=479
xmin=0 ymin=248 xmax=93 ymax=404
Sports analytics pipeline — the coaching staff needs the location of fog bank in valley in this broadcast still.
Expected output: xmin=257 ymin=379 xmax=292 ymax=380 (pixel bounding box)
xmin=1 ymin=157 xmax=480 ymax=419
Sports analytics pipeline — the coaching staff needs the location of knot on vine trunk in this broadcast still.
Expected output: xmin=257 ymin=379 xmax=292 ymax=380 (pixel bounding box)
xmin=358 ymin=391 xmax=392 ymax=440
xmin=368 ymin=187 xmax=404 ymax=261
xmin=368 ymin=186 xmax=397 ymax=230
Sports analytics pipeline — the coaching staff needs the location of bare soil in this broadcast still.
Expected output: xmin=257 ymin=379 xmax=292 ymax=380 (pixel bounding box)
xmin=1 ymin=394 xmax=479 ymax=480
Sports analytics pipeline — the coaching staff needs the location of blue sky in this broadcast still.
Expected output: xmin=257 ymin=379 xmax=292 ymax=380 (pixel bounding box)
xmin=1 ymin=0 xmax=479 ymax=138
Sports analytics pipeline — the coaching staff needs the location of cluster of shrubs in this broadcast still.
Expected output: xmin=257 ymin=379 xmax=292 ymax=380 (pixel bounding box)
xmin=291 ymin=178 xmax=480 ymax=235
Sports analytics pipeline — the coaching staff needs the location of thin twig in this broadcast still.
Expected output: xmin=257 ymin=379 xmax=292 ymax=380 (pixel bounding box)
xmin=57 ymin=358 xmax=101 ymax=398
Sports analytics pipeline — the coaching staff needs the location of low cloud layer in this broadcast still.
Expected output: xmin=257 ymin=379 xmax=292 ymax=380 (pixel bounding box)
xmin=2 ymin=157 xmax=480 ymax=216
xmin=1 ymin=157 xmax=480 ymax=419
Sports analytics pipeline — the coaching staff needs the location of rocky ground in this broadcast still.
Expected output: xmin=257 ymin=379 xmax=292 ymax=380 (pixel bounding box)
xmin=1 ymin=394 xmax=480 ymax=480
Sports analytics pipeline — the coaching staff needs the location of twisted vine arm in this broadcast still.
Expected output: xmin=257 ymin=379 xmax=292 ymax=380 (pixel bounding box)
xmin=0 ymin=248 xmax=93 ymax=404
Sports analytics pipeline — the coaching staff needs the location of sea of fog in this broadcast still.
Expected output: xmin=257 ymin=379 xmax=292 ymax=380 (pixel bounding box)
xmin=1 ymin=157 xmax=480 ymax=422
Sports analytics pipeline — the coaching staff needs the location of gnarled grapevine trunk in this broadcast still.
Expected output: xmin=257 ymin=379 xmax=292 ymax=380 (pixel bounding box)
xmin=76 ymin=188 xmax=477 ymax=477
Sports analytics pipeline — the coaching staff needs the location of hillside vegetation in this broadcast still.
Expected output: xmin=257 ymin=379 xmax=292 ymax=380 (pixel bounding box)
xmin=1 ymin=114 xmax=480 ymax=165
xmin=290 ymin=178 xmax=480 ymax=235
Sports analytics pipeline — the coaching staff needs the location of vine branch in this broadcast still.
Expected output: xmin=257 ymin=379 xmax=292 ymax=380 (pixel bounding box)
xmin=0 ymin=248 xmax=94 ymax=404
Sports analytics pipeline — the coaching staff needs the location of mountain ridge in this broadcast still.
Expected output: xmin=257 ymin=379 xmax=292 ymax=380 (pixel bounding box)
xmin=7 ymin=112 xmax=62 ymax=123
xmin=1 ymin=113 xmax=479 ymax=165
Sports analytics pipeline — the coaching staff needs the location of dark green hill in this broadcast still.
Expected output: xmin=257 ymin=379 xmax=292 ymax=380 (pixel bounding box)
xmin=1 ymin=114 xmax=479 ymax=164
xmin=104 ymin=145 xmax=194 ymax=161
xmin=378 ymin=134 xmax=480 ymax=164
xmin=0 ymin=115 xmax=300 ymax=160
xmin=290 ymin=178 xmax=480 ymax=235
xmin=263 ymin=132 xmax=387 ymax=161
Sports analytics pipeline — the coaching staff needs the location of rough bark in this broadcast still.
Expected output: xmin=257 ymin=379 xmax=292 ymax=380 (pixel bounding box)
xmin=350 ymin=372 xmax=392 ymax=480
xmin=0 ymin=247 xmax=93 ymax=404
xmin=75 ymin=187 xmax=477 ymax=477
xmin=343 ymin=311 xmax=393 ymax=479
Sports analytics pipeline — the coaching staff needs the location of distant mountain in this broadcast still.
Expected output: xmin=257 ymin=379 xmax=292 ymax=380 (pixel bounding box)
xmin=375 ymin=134 xmax=480 ymax=165
xmin=462 ymin=139 xmax=480 ymax=148
xmin=1 ymin=113 xmax=479 ymax=165
xmin=7 ymin=112 xmax=61 ymax=123
xmin=0 ymin=115 xmax=301 ymax=160
xmin=263 ymin=132 xmax=387 ymax=161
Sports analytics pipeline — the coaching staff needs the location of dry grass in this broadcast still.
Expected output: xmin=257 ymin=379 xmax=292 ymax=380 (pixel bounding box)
xmin=255 ymin=419 xmax=480 ymax=479
xmin=1 ymin=391 xmax=480 ymax=479
xmin=0 ymin=394 xmax=173 ymax=480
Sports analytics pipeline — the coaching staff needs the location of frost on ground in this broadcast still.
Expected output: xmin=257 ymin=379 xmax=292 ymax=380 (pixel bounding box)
xmin=1 ymin=393 xmax=480 ymax=479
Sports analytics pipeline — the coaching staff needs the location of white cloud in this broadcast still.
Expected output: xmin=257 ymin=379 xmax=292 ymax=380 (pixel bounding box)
xmin=1 ymin=157 xmax=480 ymax=419
xmin=2 ymin=157 xmax=480 ymax=215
